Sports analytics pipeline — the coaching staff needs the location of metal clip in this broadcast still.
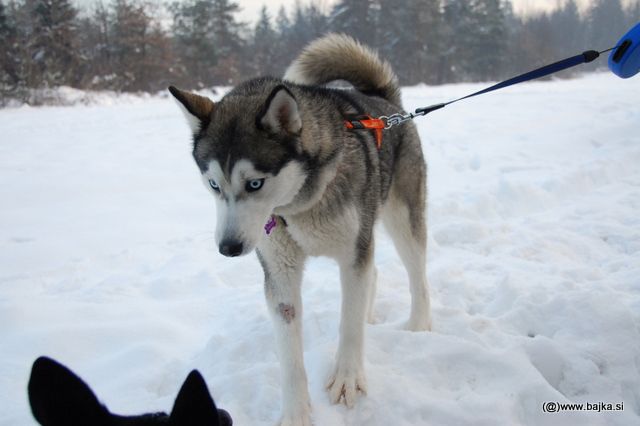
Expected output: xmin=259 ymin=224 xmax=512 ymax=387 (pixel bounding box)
xmin=380 ymin=112 xmax=415 ymax=129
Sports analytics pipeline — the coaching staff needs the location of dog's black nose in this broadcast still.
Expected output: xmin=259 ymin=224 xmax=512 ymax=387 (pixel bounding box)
xmin=219 ymin=241 xmax=243 ymax=257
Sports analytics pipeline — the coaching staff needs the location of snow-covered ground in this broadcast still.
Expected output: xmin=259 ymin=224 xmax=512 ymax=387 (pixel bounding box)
xmin=1 ymin=73 xmax=639 ymax=425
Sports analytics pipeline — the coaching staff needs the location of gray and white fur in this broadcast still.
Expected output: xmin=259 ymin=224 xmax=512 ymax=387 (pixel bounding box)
xmin=169 ymin=33 xmax=431 ymax=426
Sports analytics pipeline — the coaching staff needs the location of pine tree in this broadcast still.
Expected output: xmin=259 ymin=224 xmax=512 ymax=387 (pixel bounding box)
xmin=306 ymin=4 xmax=328 ymax=37
xmin=379 ymin=0 xmax=443 ymax=85
xmin=275 ymin=2 xmax=329 ymax=76
xmin=275 ymin=5 xmax=290 ymax=37
xmin=468 ymin=0 xmax=509 ymax=81
xmin=587 ymin=0 xmax=626 ymax=51
xmin=0 ymin=0 xmax=19 ymax=94
xmin=109 ymin=0 xmax=173 ymax=92
xmin=501 ymin=0 xmax=524 ymax=77
xmin=171 ymin=0 xmax=219 ymax=88
xmin=289 ymin=2 xmax=315 ymax=54
xmin=248 ymin=6 xmax=278 ymax=77
xmin=416 ymin=0 xmax=445 ymax=84
xmin=76 ymin=1 xmax=113 ymax=89
xmin=328 ymin=0 xmax=378 ymax=46
xmin=25 ymin=0 xmax=80 ymax=88
xmin=442 ymin=0 xmax=478 ymax=81
xmin=171 ymin=0 xmax=243 ymax=87
xmin=272 ymin=5 xmax=294 ymax=76
xmin=111 ymin=0 xmax=147 ymax=90
xmin=211 ymin=0 xmax=243 ymax=56
xmin=553 ymin=0 xmax=584 ymax=54
xmin=1 ymin=0 xmax=31 ymax=99
xmin=210 ymin=0 xmax=244 ymax=84
xmin=0 ymin=2 xmax=10 ymax=44
xmin=515 ymin=13 xmax=557 ymax=73
xmin=536 ymin=0 xmax=585 ymax=78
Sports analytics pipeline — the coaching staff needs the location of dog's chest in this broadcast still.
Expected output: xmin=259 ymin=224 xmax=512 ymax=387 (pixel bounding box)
xmin=284 ymin=205 xmax=359 ymax=258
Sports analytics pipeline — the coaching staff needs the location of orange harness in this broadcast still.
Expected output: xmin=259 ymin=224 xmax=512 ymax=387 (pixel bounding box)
xmin=344 ymin=115 xmax=386 ymax=149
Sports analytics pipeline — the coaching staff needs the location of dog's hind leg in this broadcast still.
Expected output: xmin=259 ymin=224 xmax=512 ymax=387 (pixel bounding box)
xmin=382 ymin=142 xmax=431 ymax=331
xmin=382 ymin=192 xmax=431 ymax=331
xmin=257 ymin=233 xmax=311 ymax=426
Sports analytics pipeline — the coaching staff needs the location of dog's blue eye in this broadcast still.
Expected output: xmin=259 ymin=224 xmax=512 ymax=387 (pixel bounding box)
xmin=246 ymin=178 xmax=265 ymax=192
xmin=208 ymin=179 xmax=220 ymax=192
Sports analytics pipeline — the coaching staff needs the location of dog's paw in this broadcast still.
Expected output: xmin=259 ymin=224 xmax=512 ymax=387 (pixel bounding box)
xmin=326 ymin=363 xmax=367 ymax=408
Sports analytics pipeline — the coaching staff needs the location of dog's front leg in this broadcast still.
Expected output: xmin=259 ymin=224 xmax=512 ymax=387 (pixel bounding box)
xmin=327 ymin=250 xmax=374 ymax=408
xmin=257 ymin=237 xmax=311 ymax=426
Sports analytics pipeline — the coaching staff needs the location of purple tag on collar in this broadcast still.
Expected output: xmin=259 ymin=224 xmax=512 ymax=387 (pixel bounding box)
xmin=264 ymin=216 xmax=277 ymax=235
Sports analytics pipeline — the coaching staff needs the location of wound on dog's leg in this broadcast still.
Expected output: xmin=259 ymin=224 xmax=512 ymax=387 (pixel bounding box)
xmin=278 ymin=303 xmax=296 ymax=324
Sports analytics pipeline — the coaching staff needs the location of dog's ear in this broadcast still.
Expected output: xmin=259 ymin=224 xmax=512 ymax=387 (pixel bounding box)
xmin=28 ymin=357 xmax=110 ymax=426
xmin=258 ymin=85 xmax=302 ymax=135
xmin=170 ymin=370 xmax=231 ymax=426
xmin=168 ymin=86 xmax=215 ymax=134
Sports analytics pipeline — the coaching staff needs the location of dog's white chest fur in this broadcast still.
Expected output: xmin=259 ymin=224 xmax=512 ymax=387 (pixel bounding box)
xmin=284 ymin=205 xmax=359 ymax=258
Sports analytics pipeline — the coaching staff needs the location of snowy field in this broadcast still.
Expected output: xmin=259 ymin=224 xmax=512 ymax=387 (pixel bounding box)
xmin=1 ymin=73 xmax=639 ymax=425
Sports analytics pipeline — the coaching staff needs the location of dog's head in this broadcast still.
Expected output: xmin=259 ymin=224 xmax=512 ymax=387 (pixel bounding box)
xmin=169 ymin=81 xmax=307 ymax=257
xmin=28 ymin=356 xmax=232 ymax=426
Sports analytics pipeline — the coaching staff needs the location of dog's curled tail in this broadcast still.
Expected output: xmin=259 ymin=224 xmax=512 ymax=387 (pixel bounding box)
xmin=284 ymin=33 xmax=402 ymax=107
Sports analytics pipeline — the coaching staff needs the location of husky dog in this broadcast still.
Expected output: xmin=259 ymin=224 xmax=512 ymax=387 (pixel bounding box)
xmin=28 ymin=356 xmax=232 ymax=426
xmin=169 ymin=33 xmax=430 ymax=425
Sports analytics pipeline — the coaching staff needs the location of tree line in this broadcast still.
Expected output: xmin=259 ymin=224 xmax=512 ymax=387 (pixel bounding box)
xmin=1 ymin=0 xmax=639 ymax=104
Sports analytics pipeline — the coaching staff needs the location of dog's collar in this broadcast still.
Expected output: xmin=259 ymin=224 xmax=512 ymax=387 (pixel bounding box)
xmin=264 ymin=216 xmax=277 ymax=235
xmin=264 ymin=215 xmax=287 ymax=235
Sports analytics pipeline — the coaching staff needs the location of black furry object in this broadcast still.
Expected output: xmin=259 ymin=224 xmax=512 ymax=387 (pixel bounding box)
xmin=28 ymin=356 xmax=232 ymax=426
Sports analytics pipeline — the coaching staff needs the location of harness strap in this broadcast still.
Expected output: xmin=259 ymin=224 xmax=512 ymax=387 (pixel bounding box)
xmin=344 ymin=115 xmax=385 ymax=149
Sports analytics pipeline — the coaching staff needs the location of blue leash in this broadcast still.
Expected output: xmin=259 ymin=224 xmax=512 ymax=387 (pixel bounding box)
xmin=380 ymin=22 xmax=640 ymax=129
